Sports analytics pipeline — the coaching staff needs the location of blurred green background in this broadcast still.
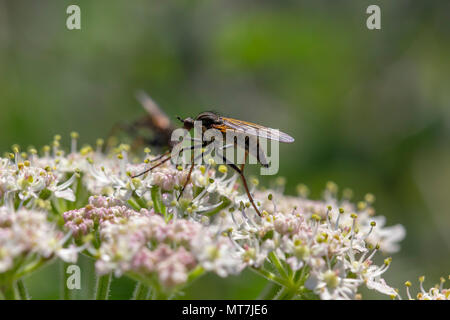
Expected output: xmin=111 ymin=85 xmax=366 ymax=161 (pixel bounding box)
xmin=1 ymin=0 xmax=450 ymax=299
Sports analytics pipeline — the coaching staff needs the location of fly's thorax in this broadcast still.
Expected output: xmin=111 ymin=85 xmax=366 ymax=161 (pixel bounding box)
xmin=195 ymin=112 xmax=221 ymax=128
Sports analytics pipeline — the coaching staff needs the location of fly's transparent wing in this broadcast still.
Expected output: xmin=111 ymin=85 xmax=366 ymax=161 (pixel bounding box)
xmin=219 ymin=117 xmax=294 ymax=143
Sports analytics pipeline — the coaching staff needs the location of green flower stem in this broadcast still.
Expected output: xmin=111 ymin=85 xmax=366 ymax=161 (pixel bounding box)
xmin=14 ymin=257 xmax=49 ymax=279
xmin=152 ymin=288 xmax=168 ymax=300
xmin=151 ymin=186 xmax=166 ymax=218
xmin=253 ymin=262 xmax=309 ymax=300
xmin=127 ymin=198 xmax=141 ymax=211
xmin=127 ymin=267 xmax=205 ymax=301
xmin=125 ymin=272 xmax=166 ymax=300
xmin=268 ymin=252 xmax=290 ymax=280
xmin=250 ymin=267 xmax=290 ymax=288
xmin=186 ymin=265 xmax=204 ymax=283
xmin=132 ymin=282 xmax=150 ymax=300
xmin=297 ymin=286 xmax=319 ymax=300
xmin=135 ymin=195 xmax=148 ymax=209
xmin=166 ymin=266 xmax=206 ymax=300
xmin=2 ymin=283 xmax=17 ymax=300
xmin=60 ymin=261 xmax=72 ymax=300
xmin=95 ymin=272 xmax=112 ymax=300
xmin=274 ymin=286 xmax=298 ymax=300
xmin=193 ymin=186 xmax=204 ymax=199
xmin=71 ymin=175 xmax=89 ymax=210
xmin=203 ymin=197 xmax=231 ymax=217
xmin=257 ymin=282 xmax=281 ymax=300
xmin=293 ymin=265 xmax=310 ymax=293
xmin=286 ymin=262 xmax=294 ymax=279
xmin=16 ymin=279 xmax=30 ymax=300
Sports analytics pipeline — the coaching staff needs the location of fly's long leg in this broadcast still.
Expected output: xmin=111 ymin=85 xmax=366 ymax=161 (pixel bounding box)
xmin=240 ymin=150 xmax=248 ymax=173
xmin=233 ymin=163 xmax=261 ymax=217
xmin=218 ymin=152 xmax=261 ymax=217
xmin=178 ymin=161 xmax=195 ymax=201
xmin=132 ymin=140 xmax=213 ymax=180
xmin=132 ymin=155 xmax=173 ymax=178
xmin=131 ymin=144 xmax=184 ymax=178
xmin=176 ymin=140 xmax=215 ymax=200
xmin=148 ymin=149 xmax=171 ymax=163
xmin=132 ymin=143 xmax=193 ymax=178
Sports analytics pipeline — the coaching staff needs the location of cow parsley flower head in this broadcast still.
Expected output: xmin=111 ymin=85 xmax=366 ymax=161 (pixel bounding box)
xmin=0 ymin=135 xmax=410 ymax=300
xmin=0 ymin=206 xmax=77 ymax=283
xmin=65 ymin=196 xmax=242 ymax=290
xmin=401 ymin=276 xmax=450 ymax=300
xmin=217 ymin=190 xmax=405 ymax=299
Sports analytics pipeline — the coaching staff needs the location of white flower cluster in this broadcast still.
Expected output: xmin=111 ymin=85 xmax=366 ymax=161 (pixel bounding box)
xmin=64 ymin=196 xmax=241 ymax=289
xmin=0 ymin=207 xmax=77 ymax=280
xmin=401 ymin=276 xmax=450 ymax=300
xmin=207 ymin=186 xmax=406 ymax=299
xmin=0 ymin=154 xmax=77 ymax=204
xmin=0 ymin=134 xmax=416 ymax=300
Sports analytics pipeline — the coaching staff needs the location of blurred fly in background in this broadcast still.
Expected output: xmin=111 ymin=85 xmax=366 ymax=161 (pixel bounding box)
xmin=107 ymin=91 xmax=176 ymax=152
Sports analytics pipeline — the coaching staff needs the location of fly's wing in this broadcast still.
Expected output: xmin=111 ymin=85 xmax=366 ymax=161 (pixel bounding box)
xmin=135 ymin=91 xmax=172 ymax=131
xmin=217 ymin=117 xmax=295 ymax=143
xmin=245 ymin=135 xmax=269 ymax=168
xmin=218 ymin=133 xmax=270 ymax=168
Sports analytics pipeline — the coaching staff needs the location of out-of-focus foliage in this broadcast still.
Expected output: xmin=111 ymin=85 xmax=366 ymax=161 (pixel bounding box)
xmin=0 ymin=0 xmax=449 ymax=299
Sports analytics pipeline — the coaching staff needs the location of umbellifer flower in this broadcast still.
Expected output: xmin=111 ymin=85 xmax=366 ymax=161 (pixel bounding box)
xmin=0 ymin=135 xmax=413 ymax=300
xmin=0 ymin=206 xmax=77 ymax=281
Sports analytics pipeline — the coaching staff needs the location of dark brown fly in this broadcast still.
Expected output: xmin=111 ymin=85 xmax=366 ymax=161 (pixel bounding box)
xmin=133 ymin=111 xmax=295 ymax=217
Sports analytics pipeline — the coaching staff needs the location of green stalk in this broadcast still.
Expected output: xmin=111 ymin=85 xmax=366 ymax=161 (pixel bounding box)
xmin=257 ymin=282 xmax=281 ymax=300
xmin=274 ymin=286 xmax=298 ymax=300
xmin=294 ymin=265 xmax=310 ymax=286
xmin=95 ymin=273 xmax=112 ymax=300
xmin=186 ymin=265 xmax=204 ymax=283
xmin=16 ymin=279 xmax=30 ymax=300
xmin=132 ymin=282 xmax=150 ymax=300
xmin=127 ymin=198 xmax=141 ymax=211
xmin=203 ymin=197 xmax=231 ymax=217
xmin=135 ymin=195 xmax=148 ymax=209
xmin=14 ymin=257 xmax=49 ymax=279
xmin=60 ymin=261 xmax=72 ymax=300
xmin=152 ymin=289 xmax=168 ymax=300
xmin=2 ymin=283 xmax=17 ymax=300
xmin=268 ymin=252 xmax=290 ymax=280
xmin=250 ymin=267 xmax=290 ymax=287
xmin=151 ymin=186 xmax=166 ymax=217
